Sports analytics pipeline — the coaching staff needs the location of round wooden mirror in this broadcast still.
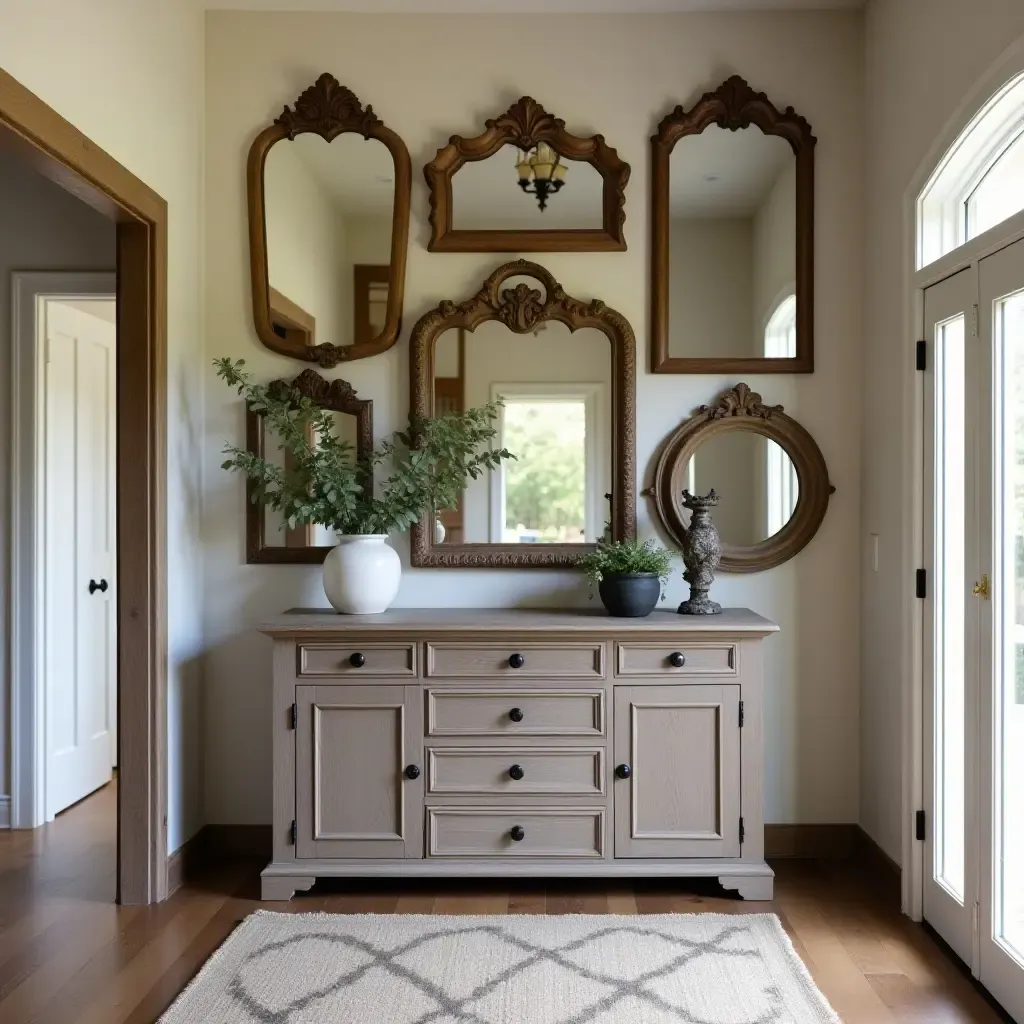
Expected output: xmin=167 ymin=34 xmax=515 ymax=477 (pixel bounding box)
xmin=651 ymin=383 xmax=832 ymax=573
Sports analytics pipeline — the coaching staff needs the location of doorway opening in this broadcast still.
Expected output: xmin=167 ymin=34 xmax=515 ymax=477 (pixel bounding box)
xmin=0 ymin=67 xmax=168 ymax=904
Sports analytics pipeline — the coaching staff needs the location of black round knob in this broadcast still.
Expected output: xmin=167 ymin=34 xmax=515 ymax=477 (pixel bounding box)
xmin=508 ymin=653 xmax=525 ymax=669
xmin=510 ymin=825 xmax=525 ymax=842
xmin=509 ymin=707 xmax=524 ymax=723
xmin=669 ymin=651 xmax=686 ymax=668
xmin=508 ymin=764 xmax=525 ymax=781
xmin=615 ymin=763 xmax=632 ymax=779
xmin=404 ymin=764 xmax=420 ymax=780
xmin=349 ymin=652 xmax=366 ymax=668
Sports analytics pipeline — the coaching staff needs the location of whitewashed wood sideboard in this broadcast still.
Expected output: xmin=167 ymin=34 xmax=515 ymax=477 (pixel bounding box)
xmin=259 ymin=608 xmax=778 ymax=901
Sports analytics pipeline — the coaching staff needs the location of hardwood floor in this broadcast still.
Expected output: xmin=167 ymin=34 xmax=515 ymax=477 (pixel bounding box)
xmin=0 ymin=785 xmax=1012 ymax=1023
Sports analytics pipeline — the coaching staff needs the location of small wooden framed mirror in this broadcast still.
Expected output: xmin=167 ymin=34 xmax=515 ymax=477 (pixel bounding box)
xmin=651 ymin=76 xmax=815 ymax=374
xmin=424 ymin=97 xmax=629 ymax=252
xmin=246 ymin=369 xmax=373 ymax=564
xmin=650 ymin=384 xmax=832 ymax=573
xmin=247 ymin=74 xmax=411 ymax=368
xmin=409 ymin=260 xmax=636 ymax=567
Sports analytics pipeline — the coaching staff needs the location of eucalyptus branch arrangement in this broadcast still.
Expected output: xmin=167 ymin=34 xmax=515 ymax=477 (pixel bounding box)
xmin=216 ymin=358 xmax=514 ymax=536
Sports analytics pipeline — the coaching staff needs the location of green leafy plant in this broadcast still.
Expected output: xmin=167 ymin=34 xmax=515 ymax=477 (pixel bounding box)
xmin=216 ymin=358 xmax=514 ymax=536
xmin=577 ymin=538 xmax=674 ymax=596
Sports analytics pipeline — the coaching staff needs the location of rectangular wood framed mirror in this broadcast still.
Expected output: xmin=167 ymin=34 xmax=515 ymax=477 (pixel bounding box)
xmin=245 ymin=369 xmax=373 ymax=564
xmin=651 ymin=76 xmax=816 ymax=374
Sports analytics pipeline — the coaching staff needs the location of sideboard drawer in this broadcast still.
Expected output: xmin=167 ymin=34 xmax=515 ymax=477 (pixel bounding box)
xmin=427 ymin=807 xmax=605 ymax=858
xmin=427 ymin=689 xmax=605 ymax=737
xmin=298 ymin=642 xmax=416 ymax=678
xmin=427 ymin=747 xmax=605 ymax=796
xmin=614 ymin=642 xmax=737 ymax=677
xmin=426 ymin=642 xmax=604 ymax=679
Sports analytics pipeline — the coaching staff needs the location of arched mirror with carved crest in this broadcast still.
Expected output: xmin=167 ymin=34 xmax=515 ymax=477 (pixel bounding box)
xmin=247 ymin=74 xmax=411 ymax=368
xmin=409 ymin=260 xmax=636 ymax=567
xmin=651 ymin=76 xmax=815 ymax=374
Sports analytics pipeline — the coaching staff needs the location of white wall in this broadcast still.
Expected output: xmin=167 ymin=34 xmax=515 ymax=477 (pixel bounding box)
xmin=862 ymin=0 xmax=1024 ymax=862
xmin=204 ymin=10 xmax=864 ymax=829
xmin=0 ymin=0 xmax=206 ymax=852
xmin=0 ymin=156 xmax=116 ymax=806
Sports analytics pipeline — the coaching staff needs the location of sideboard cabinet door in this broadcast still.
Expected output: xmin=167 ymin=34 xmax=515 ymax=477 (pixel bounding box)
xmin=295 ymin=684 xmax=423 ymax=859
xmin=614 ymin=684 xmax=741 ymax=858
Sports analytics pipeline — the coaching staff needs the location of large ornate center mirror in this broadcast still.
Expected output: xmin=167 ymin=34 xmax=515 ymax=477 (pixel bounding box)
xmin=651 ymin=384 xmax=832 ymax=572
xmin=247 ymin=74 xmax=411 ymax=368
xmin=651 ymin=76 xmax=815 ymax=374
xmin=425 ymin=98 xmax=629 ymax=252
xmin=410 ymin=260 xmax=636 ymax=567
xmin=246 ymin=370 xmax=373 ymax=564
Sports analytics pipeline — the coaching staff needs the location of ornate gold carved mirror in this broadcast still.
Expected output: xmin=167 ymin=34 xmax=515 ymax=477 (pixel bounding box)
xmin=246 ymin=370 xmax=373 ymax=564
xmin=410 ymin=260 xmax=636 ymax=567
xmin=247 ymin=74 xmax=411 ymax=368
xmin=650 ymin=384 xmax=832 ymax=572
xmin=424 ymin=98 xmax=629 ymax=252
xmin=651 ymin=76 xmax=815 ymax=374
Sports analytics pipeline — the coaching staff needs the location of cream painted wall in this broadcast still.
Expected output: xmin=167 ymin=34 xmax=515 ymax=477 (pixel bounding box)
xmin=0 ymin=0 xmax=206 ymax=851
xmin=204 ymin=10 xmax=863 ymax=829
xmin=0 ymin=156 xmax=116 ymax=804
xmin=862 ymin=0 xmax=1024 ymax=864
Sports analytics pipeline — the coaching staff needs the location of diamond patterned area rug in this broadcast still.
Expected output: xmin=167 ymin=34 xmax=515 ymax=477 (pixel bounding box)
xmin=160 ymin=912 xmax=840 ymax=1024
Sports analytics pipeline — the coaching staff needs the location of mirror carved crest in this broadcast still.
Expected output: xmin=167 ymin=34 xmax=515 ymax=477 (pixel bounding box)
xmin=247 ymin=73 xmax=411 ymax=368
xmin=409 ymin=259 xmax=636 ymax=568
xmin=650 ymin=384 xmax=832 ymax=574
xmin=246 ymin=369 xmax=373 ymax=565
xmin=651 ymin=76 xmax=816 ymax=374
xmin=424 ymin=97 xmax=629 ymax=252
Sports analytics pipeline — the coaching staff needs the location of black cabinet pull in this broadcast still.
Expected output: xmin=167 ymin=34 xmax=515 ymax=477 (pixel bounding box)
xmin=349 ymin=652 xmax=366 ymax=668
xmin=508 ymin=764 xmax=524 ymax=781
xmin=88 ymin=579 xmax=108 ymax=595
xmin=510 ymin=825 xmax=525 ymax=842
xmin=404 ymin=764 xmax=420 ymax=780
xmin=615 ymin=763 xmax=632 ymax=779
xmin=509 ymin=707 xmax=524 ymax=722
xmin=508 ymin=653 xmax=525 ymax=669
xmin=669 ymin=651 xmax=686 ymax=668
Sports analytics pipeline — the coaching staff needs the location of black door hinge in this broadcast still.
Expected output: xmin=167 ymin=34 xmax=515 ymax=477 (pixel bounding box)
xmin=916 ymin=339 xmax=927 ymax=371
xmin=916 ymin=568 xmax=927 ymax=599
xmin=915 ymin=809 xmax=925 ymax=842
xmin=739 ymin=817 xmax=745 ymax=845
xmin=289 ymin=820 xmax=296 ymax=845
xmin=738 ymin=700 xmax=745 ymax=728
xmin=290 ymin=703 xmax=297 ymax=729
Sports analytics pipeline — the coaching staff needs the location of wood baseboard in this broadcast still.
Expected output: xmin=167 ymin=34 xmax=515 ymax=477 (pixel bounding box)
xmin=764 ymin=823 xmax=859 ymax=859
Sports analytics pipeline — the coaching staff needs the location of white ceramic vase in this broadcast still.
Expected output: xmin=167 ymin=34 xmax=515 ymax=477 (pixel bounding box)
xmin=323 ymin=535 xmax=401 ymax=614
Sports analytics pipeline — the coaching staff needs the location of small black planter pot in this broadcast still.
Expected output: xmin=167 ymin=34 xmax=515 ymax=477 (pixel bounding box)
xmin=597 ymin=573 xmax=661 ymax=618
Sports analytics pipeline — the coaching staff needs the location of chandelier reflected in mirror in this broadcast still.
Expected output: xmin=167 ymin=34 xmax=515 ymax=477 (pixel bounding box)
xmin=514 ymin=142 xmax=567 ymax=212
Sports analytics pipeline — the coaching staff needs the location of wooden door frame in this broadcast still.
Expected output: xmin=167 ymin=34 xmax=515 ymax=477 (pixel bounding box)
xmin=0 ymin=68 xmax=168 ymax=904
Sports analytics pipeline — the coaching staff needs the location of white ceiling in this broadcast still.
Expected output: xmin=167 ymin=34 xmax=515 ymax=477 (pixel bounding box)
xmin=207 ymin=0 xmax=862 ymax=9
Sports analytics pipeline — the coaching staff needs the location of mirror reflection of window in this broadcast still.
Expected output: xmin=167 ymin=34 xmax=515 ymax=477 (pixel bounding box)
xmin=669 ymin=128 xmax=795 ymax=359
xmin=451 ymin=143 xmax=604 ymax=231
xmin=264 ymin=134 xmax=395 ymax=350
xmin=431 ymin=318 xmax=610 ymax=545
xmin=764 ymin=293 xmax=797 ymax=358
xmin=686 ymin=431 xmax=798 ymax=546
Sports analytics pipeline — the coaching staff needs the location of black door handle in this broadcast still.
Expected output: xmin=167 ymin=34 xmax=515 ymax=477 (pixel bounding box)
xmin=615 ymin=763 xmax=632 ymax=779
xmin=404 ymin=764 xmax=420 ymax=780
xmin=88 ymin=579 xmax=108 ymax=595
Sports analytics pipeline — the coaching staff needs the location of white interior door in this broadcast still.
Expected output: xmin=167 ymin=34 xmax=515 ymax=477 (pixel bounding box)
xmin=978 ymin=237 xmax=1024 ymax=1021
xmin=923 ymin=267 xmax=981 ymax=966
xmin=42 ymin=299 xmax=117 ymax=818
